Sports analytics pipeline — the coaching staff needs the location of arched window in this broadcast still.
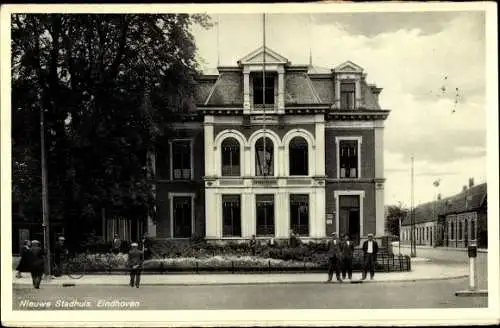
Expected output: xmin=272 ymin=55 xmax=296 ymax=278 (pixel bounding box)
xmin=289 ymin=137 xmax=308 ymax=176
xmin=255 ymin=137 xmax=274 ymax=176
xmin=221 ymin=138 xmax=240 ymax=176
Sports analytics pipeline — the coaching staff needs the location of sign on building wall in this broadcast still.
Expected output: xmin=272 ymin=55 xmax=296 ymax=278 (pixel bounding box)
xmin=326 ymin=213 xmax=334 ymax=225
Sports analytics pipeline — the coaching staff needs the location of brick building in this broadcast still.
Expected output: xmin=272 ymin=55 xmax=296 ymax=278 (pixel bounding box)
xmin=148 ymin=47 xmax=390 ymax=245
xmin=400 ymin=180 xmax=487 ymax=248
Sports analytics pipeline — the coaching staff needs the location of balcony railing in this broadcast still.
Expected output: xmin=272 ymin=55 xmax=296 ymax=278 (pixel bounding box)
xmin=256 ymin=225 xmax=275 ymax=236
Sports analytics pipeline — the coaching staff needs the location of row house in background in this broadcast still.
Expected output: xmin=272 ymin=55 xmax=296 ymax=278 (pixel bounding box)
xmin=400 ymin=180 xmax=487 ymax=248
xmin=148 ymin=47 xmax=390 ymax=245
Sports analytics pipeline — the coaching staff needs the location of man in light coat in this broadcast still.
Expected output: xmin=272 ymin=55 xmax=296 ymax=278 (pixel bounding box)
xmin=128 ymin=242 xmax=144 ymax=288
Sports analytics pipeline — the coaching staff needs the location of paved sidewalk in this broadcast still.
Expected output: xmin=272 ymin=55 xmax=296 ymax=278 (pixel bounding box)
xmin=12 ymin=260 xmax=469 ymax=286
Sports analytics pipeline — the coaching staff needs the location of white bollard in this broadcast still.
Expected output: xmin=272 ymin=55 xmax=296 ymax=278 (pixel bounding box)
xmin=468 ymin=256 xmax=476 ymax=291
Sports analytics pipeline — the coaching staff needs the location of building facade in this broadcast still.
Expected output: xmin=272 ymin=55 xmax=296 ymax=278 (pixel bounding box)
xmin=149 ymin=47 xmax=390 ymax=245
xmin=401 ymin=181 xmax=487 ymax=248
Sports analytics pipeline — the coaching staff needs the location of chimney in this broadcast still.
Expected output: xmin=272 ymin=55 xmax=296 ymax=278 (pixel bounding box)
xmin=469 ymin=178 xmax=474 ymax=188
xmin=369 ymin=84 xmax=383 ymax=102
xmin=462 ymin=185 xmax=467 ymax=192
xmin=437 ymin=193 xmax=442 ymax=200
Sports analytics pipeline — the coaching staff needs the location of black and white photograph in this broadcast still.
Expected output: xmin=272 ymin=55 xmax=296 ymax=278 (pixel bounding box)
xmin=1 ymin=2 xmax=498 ymax=327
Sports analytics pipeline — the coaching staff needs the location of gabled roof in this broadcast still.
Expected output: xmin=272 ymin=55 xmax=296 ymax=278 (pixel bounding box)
xmin=333 ymin=60 xmax=364 ymax=73
xmin=402 ymin=183 xmax=487 ymax=226
xmin=237 ymin=46 xmax=290 ymax=66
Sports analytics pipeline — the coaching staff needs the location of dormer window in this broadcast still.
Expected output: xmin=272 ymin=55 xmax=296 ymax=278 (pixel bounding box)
xmin=252 ymin=72 xmax=276 ymax=106
xmin=340 ymin=82 xmax=355 ymax=110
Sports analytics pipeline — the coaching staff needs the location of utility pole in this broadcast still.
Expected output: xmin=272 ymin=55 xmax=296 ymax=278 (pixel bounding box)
xmin=40 ymin=108 xmax=51 ymax=276
xmin=410 ymin=156 xmax=416 ymax=257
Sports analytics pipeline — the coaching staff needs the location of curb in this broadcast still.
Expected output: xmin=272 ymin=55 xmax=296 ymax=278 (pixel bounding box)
xmin=13 ymin=275 xmax=470 ymax=288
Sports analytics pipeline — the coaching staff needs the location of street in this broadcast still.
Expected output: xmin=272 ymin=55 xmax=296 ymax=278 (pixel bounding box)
xmin=13 ymin=277 xmax=487 ymax=310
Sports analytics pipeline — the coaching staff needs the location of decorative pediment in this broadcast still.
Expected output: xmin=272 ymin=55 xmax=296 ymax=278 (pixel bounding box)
xmin=238 ymin=46 xmax=290 ymax=66
xmin=333 ymin=61 xmax=364 ymax=73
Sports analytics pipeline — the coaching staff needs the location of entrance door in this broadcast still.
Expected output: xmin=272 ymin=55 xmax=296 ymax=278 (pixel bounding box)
xmin=339 ymin=195 xmax=361 ymax=244
xmin=173 ymin=196 xmax=192 ymax=238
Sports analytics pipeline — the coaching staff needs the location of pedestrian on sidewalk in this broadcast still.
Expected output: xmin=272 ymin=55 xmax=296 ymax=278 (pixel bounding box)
xmin=111 ymin=233 xmax=122 ymax=255
xmin=361 ymin=233 xmax=378 ymax=280
xmin=249 ymin=235 xmax=257 ymax=256
xmin=16 ymin=240 xmax=32 ymax=278
xmin=341 ymin=234 xmax=354 ymax=280
xmin=326 ymin=232 xmax=343 ymax=283
xmin=54 ymin=236 xmax=68 ymax=277
xmin=128 ymin=242 xmax=144 ymax=288
xmin=29 ymin=240 xmax=45 ymax=289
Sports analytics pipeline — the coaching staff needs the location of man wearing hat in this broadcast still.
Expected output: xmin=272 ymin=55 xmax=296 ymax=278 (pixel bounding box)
xmin=326 ymin=232 xmax=343 ymax=283
xmin=341 ymin=234 xmax=355 ymax=280
xmin=29 ymin=240 xmax=45 ymax=289
xmin=362 ymin=233 xmax=379 ymax=280
xmin=54 ymin=236 xmax=68 ymax=277
xmin=128 ymin=242 xmax=144 ymax=288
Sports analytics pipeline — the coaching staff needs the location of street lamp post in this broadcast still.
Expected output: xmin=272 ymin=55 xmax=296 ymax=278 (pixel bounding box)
xmin=40 ymin=108 xmax=51 ymax=277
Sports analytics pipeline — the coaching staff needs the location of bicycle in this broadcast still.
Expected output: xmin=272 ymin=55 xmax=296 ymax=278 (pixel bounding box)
xmin=52 ymin=255 xmax=86 ymax=279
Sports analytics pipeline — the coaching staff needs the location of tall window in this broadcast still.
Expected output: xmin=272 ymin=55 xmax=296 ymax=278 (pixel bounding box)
xmin=289 ymin=137 xmax=308 ymax=176
xmin=172 ymin=196 xmax=192 ymax=238
xmin=256 ymin=194 xmax=275 ymax=236
xmin=339 ymin=140 xmax=359 ymax=178
xmin=340 ymin=82 xmax=355 ymax=109
xmin=221 ymin=138 xmax=240 ymax=176
xmin=450 ymin=221 xmax=455 ymax=240
xmin=458 ymin=221 xmax=463 ymax=240
xmin=171 ymin=140 xmax=191 ymax=180
xmin=255 ymin=137 xmax=274 ymax=176
xmin=290 ymin=194 xmax=309 ymax=236
xmin=252 ymin=72 xmax=275 ymax=106
xmin=222 ymin=195 xmax=241 ymax=237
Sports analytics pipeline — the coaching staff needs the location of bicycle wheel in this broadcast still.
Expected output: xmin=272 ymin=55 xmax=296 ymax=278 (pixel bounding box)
xmin=67 ymin=260 xmax=85 ymax=279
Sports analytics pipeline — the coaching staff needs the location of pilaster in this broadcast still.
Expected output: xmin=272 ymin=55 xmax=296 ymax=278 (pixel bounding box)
xmin=243 ymin=67 xmax=251 ymax=113
xmin=277 ymin=66 xmax=285 ymax=114
xmin=314 ymin=114 xmax=325 ymax=176
xmin=203 ymin=116 xmax=215 ymax=177
xmin=276 ymin=191 xmax=288 ymax=238
xmin=205 ymin=189 xmax=217 ymax=238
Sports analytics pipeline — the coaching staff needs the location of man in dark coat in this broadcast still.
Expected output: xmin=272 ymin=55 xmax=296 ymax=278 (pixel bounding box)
xmin=341 ymin=234 xmax=355 ymax=280
xmin=362 ymin=233 xmax=379 ymax=280
xmin=16 ymin=240 xmax=32 ymax=278
xmin=111 ymin=233 xmax=122 ymax=255
xmin=54 ymin=236 xmax=68 ymax=277
xmin=326 ymin=232 xmax=343 ymax=283
xmin=140 ymin=232 xmax=152 ymax=261
xmin=29 ymin=240 xmax=45 ymax=289
xmin=128 ymin=242 xmax=144 ymax=288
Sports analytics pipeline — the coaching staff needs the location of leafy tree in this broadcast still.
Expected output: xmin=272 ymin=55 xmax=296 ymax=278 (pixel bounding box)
xmin=11 ymin=14 xmax=212 ymax=246
xmin=385 ymin=202 xmax=409 ymax=238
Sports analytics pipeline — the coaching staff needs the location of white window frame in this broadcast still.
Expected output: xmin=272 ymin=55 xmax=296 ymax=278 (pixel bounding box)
xmin=289 ymin=193 xmax=311 ymax=237
xmin=249 ymin=129 xmax=281 ymax=178
xmin=283 ymin=129 xmax=316 ymax=177
xmin=221 ymin=193 xmax=243 ymax=238
xmin=334 ymin=190 xmax=365 ymax=237
xmin=255 ymin=192 xmax=278 ymax=237
xmin=214 ymin=130 xmax=247 ymax=177
xmin=169 ymin=138 xmax=194 ymax=181
xmin=335 ymin=136 xmax=362 ymax=179
xmin=169 ymin=192 xmax=196 ymax=239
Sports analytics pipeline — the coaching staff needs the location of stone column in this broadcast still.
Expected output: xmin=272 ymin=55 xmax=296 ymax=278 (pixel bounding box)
xmin=278 ymin=67 xmax=285 ymax=114
xmin=314 ymin=187 xmax=326 ymax=238
xmin=204 ymin=116 xmax=215 ymax=177
xmin=205 ymin=189 xmax=217 ymax=239
xmin=243 ymin=67 xmax=251 ymax=113
xmin=278 ymin=145 xmax=285 ymax=177
xmin=374 ymin=120 xmax=385 ymax=236
xmin=276 ymin=191 xmax=289 ymax=238
xmin=244 ymin=146 xmax=252 ymax=177
xmin=314 ymin=114 xmax=325 ymax=177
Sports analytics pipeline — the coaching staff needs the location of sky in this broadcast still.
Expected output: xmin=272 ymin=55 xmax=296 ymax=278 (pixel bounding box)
xmin=190 ymin=11 xmax=488 ymax=207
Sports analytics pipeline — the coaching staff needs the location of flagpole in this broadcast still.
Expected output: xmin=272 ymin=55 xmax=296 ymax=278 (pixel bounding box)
xmin=262 ymin=13 xmax=267 ymax=176
xmin=40 ymin=107 xmax=51 ymax=277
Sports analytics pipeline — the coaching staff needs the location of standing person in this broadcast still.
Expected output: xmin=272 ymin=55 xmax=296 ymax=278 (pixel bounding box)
xmin=111 ymin=233 xmax=122 ymax=255
xmin=249 ymin=235 xmax=257 ymax=256
xmin=29 ymin=240 xmax=45 ymax=289
xmin=127 ymin=242 xmax=144 ymax=288
xmin=54 ymin=236 xmax=68 ymax=277
xmin=16 ymin=240 xmax=32 ymax=278
xmin=140 ymin=232 xmax=152 ymax=260
xmin=341 ymin=234 xmax=355 ymax=280
xmin=362 ymin=233 xmax=379 ymax=280
xmin=326 ymin=233 xmax=343 ymax=283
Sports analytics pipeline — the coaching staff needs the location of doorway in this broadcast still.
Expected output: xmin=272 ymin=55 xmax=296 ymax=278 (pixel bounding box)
xmin=338 ymin=195 xmax=361 ymax=245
